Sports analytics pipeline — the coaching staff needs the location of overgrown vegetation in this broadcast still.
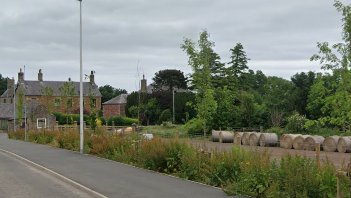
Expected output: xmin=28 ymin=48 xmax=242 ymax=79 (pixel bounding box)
xmin=8 ymin=130 xmax=351 ymax=197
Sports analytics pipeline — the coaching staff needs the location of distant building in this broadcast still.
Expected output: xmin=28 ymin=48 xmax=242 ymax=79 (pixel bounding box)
xmin=0 ymin=69 xmax=102 ymax=131
xmin=102 ymin=94 xmax=128 ymax=118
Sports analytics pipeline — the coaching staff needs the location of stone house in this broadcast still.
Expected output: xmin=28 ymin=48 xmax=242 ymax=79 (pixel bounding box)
xmin=14 ymin=69 xmax=102 ymax=115
xmin=0 ymin=69 xmax=102 ymax=130
xmin=102 ymin=94 xmax=128 ymax=118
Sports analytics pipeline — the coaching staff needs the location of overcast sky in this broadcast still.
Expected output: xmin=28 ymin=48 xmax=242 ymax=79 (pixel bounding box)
xmin=0 ymin=0 xmax=345 ymax=92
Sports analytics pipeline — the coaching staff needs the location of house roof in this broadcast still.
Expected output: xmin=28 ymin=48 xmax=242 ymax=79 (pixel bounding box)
xmin=0 ymin=89 xmax=14 ymax=98
xmin=20 ymin=80 xmax=102 ymax=97
xmin=0 ymin=104 xmax=14 ymax=119
xmin=103 ymin=94 xmax=128 ymax=105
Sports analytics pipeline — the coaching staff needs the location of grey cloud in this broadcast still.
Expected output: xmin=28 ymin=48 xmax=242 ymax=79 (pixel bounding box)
xmin=0 ymin=0 xmax=347 ymax=91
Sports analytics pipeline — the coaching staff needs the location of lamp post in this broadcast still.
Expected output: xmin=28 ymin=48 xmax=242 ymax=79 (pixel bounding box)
xmin=172 ymin=89 xmax=175 ymax=124
xmin=13 ymin=77 xmax=16 ymax=132
xmin=77 ymin=0 xmax=84 ymax=154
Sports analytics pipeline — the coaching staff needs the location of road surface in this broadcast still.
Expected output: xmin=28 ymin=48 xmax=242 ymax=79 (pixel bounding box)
xmin=0 ymin=134 xmax=228 ymax=198
xmin=0 ymin=151 xmax=93 ymax=198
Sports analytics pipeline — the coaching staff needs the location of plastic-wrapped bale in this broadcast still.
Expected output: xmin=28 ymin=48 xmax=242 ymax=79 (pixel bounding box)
xmin=219 ymin=131 xmax=234 ymax=143
xmin=280 ymin=134 xmax=301 ymax=149
xmin=304 ymin=136 xmax=325 ymax=151
xmin=241 ymin=132 xmax=254 ymax=145
xmin=212 ymin=130 xmax=221 ymax=142
xmin=293 ymin=135 xmax=311 ymax=150
xmin=234 ymin=132 xmax=244 ymax=145
xmin=337 ymin=136 xmax=351 ymax=153
xmin=259 ymin=133 xmax=278 ymax=147
xmin=323 ymin=136 xmax=340 ymax=152
xmin=249 ymin=132 xmax=261 ymax=146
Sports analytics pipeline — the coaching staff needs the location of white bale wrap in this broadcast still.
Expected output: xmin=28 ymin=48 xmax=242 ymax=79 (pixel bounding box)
xmin=233 ymin=132 xmax=244 ymax=145
xmin=280 ymin=134 xmax=301 ymax=149
xmin=323 ymin=136 xmax=340 ymax=152
xmin=293 ymin=135 xmax=311 ymax=150
xmin=303 ymin=135 xmax=325 ymax=151
xmin=259 ymin=133 xmax=278 ymax=147
xmin=242 ymin=132 xmax=254 ymax=145
xmin=337 ymin=136 xmax=351 ymax=153
xmin=249 ymin=132 xmax=261 ymax=146
xmin=219 ymin=131 xmax=234 ymax=143
xmin=212 ymin=130 xmax=221 ymax=142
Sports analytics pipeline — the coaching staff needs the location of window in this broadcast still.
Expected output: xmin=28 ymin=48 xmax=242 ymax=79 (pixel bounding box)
xmin=37 ymin=118 xmax=47 ymax=129
xmin=54 ymin=98 xmax=61 ymax=107
xmin=4 ymin=99 xmax=6 ymax=103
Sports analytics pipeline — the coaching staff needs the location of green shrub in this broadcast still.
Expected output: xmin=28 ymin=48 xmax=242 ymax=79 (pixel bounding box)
xmin=107 ymin=116 xmax=138 ymax=126
xmin=184 ymin=118 xmax=204 ymax=136
xmin=53 ymin=112 xmax=89 ymax=125
xmin=159 ymin=109 xmax=172 ymax=124
xmin=285 ymin=112 xmax=308 ymax=133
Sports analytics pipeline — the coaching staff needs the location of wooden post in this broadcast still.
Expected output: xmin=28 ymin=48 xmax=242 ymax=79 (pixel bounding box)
xmin=337 ymin=173 xmax=340 ymax=198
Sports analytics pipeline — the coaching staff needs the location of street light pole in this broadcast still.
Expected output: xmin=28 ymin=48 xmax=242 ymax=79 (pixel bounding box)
xmin=78 ymin=0 xmax=84 ymax=154
xmin=172 ymin=89 xmax=175 ymax=124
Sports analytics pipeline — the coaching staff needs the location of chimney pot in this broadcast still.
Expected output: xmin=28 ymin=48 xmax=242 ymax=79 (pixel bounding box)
xmin=18 ymin=69 xmax=24 ymax=83
xmin=90 ymin=70 xmax=95 ymax=84
xmin=38 ymin=69 xmax=43 ymax=81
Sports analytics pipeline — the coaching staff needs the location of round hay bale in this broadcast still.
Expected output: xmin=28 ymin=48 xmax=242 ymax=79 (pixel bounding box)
xmin=304 ymin=136 xmax=325 ymax=151
xmin=242 ymin=132 xmax=254 ymax=145
xmin=280 ymin=134 xmax=301 ymax=149
xmin=323 ymin=136 xmax=340 ymax=152
xmin=233 ymin=132 xmax=244 ymax=145
xmin=249 ymin=132 xmax=261 ymax=146
xmin=293 ymin=135 xmax=311 ymax=150
xmin=259 ymin=133 xmax=278 ymax=147
xmin=212 ymin=130 xmax=221 ymax=142
xmin=337 ymin=136 xmax=351 ymax=153
xmin=219 ymin=131 xmax=234 ymax=143
xmin=124 ymin=127 xmax=133 ymax=133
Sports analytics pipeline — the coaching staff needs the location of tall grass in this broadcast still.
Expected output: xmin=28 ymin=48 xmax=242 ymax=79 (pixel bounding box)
xmin=7 ymin=130 xmax=351 ymax=197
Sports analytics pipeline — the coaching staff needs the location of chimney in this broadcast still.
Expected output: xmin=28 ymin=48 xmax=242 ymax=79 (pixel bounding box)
xmin=7 ymin=78 xmax=14 ymax=90
xmin=38 ymin=69 xmax=43 ymax=81
xmin=140 ymin=74 xmax=147 ymax=93
xmin=18 ymin=68 xmax=24 ymax=83
xmin=90 ymin=71 xmax=95 ymax=84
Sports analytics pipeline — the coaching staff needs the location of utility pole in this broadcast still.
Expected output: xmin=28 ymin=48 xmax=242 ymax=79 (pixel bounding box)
xmin=172 ymin=89 xmax=175 ymax=124
xmin=78 ymin=0 xmax=84 ymax=154
xmin=13 ymin=77 xmax=16 ymax=132
xmin=24 ymin=65 xmax=27 ymax=141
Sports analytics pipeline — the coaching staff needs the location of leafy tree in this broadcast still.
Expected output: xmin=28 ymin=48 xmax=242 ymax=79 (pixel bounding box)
xmin=41 ymin=86 xmax=54 ymax=113
xmin=152 ymin=69 xmax=187 ymax=92
xmin=0 ymin=74 xmax=7 ymax=95
xmin=99 ymin=85 xmax=127 ymax=103
xmin=309 ymin=1 xmax=351 ymax=130
xmin=291 ymin=71 xmax=316 ymax=117
xmin=181 ymin=31 xmax=218 ymax=133
xmin=59 ymin=81 xmax=76 ymax=115
xmin=213 ymin=87 xmax=235 ymax=129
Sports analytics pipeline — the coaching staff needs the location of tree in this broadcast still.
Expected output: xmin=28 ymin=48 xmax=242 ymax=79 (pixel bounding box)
xmin=41 ymin=86 xmax=54 ymax=113
xmin=99 ymin=85 xmax=127 ymax=103
xmin=59 ymin=81 xmax=76 ymax=115
xmin=309 ymin=1 xmax=351 ymax=130
xmin=0 ymin=74 xmax=7 ymax=95
xmin=181 ymin=31 xmax=218 ymax=133
xmin=227 ymin=43 xmax=249 ymax=90
xmin=291 ymin=71 xmax=316 ymax=117
xmin=152 ymin=69 xmax=187 ymax=92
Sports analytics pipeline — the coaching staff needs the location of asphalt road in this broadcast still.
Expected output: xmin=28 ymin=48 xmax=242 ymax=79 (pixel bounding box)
xmin=0 ymin=151 xmax=93 ymax=198
xmin=0 ymin=134 xmax=229 ymax=198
